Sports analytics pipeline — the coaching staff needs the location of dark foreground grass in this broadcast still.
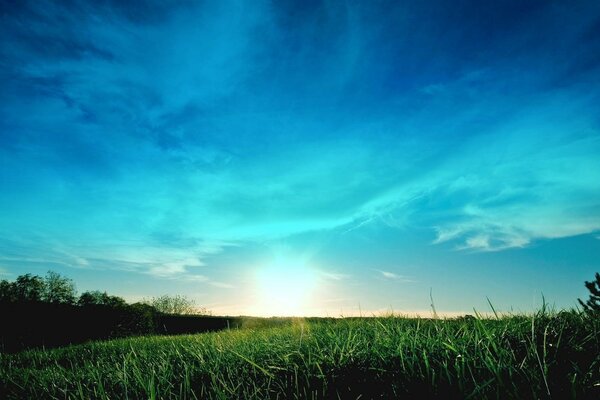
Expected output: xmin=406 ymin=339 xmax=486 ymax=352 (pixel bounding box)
xmin=1 ymin=311 xmax=598 ymax=399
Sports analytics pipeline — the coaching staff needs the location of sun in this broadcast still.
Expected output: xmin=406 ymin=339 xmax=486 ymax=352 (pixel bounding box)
xmin=254 ymin=256 xmax=316 ymax=316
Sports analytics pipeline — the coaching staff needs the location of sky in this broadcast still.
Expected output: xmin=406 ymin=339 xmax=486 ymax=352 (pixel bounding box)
xmin=1 ymin=0 xmax=600 ymax=316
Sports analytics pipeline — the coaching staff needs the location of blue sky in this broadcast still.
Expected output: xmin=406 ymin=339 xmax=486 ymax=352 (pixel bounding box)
xmin=1 ymin=0 xmax=599 ymax=316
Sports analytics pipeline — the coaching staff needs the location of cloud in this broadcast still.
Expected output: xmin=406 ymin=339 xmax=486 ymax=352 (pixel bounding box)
xmin=461 ymin=235 xmax=491 ymax=251
xmin=0 ymin=235 xmax=232 ymax=287
xmin=380 ymin=270 xmax=400 ymax=279
xmin=354 ymin=88 xmax=600 ymax=251
xmin=375 ymin=270 xmax=415 ymax=282
xmin=319 ymin=271 xmax=350 ymax=281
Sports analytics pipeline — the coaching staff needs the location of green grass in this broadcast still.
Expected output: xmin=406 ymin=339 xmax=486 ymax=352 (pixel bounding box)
xmin=1 ymin=311 xmax=598 ymax=399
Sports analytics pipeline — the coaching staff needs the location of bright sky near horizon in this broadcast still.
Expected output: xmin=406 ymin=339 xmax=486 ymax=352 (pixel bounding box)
xmin=1 ymin=0 xmax=600 ymax=316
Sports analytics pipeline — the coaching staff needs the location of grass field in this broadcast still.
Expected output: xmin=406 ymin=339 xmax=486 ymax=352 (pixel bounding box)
xmin=1 ymin=311 xmax=598 ymax=399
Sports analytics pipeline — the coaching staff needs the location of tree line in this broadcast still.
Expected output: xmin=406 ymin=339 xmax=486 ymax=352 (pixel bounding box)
xmin=0 ymin=271 xmax=206 ymax=314
xmin=0 ymin=271 xmax=229 ymax=352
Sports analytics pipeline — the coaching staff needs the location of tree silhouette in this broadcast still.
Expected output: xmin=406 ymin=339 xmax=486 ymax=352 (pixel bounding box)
xmin=78 ymin=290 xmax=126 ymax=307
xmin=578 ymin=272 xmax=600 ymax=313
xmin=0 ymin=279 xmax=17 ymax=302
xmin=43 ymin=271 xmax=77 ymax=304
xmin=15 ymin=274 xmax=45 ymax=302
xmin=0 ymin=272 xmax=77 ymax=304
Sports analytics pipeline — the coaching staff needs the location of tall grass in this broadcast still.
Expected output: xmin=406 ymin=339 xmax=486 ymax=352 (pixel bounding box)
xmin=1 ymin=310 xmax=598 ymax=399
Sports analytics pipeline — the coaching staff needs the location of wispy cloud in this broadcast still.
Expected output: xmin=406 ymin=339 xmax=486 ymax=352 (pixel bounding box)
xmin=0 ymin=236 xmax=231 ymax=287
xmin=319 ymin=271 xmax=350 ymax=281
xmin=375 ymin=270 xmax=415 ymax=282
xmin=361 ymin=98 xmax=600 ymax=251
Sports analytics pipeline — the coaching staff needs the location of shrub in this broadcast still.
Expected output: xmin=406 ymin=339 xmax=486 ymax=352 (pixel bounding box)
xmin=578 ymin=272 xmax=600 ymax=314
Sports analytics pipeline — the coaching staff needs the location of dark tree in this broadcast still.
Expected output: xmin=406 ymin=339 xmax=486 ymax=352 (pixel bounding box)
xmin=14 ymin=274 xmax=45 ymax=302
xmin=78 ymin=290 xmax=126 ymax=307
xmin=78 ymin=290 xmax=104 ymax=306
xmin=0 ymin=279 xmax=17 ymax=302
xmin=43 ymin=271 xmax=77 ymax=304
xmin=578 ymin=272 xmax=600 ymax=313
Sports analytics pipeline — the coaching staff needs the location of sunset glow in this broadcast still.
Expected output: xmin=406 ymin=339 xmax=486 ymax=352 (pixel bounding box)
xmin=254 ymin=257 xmax=317 ymax=316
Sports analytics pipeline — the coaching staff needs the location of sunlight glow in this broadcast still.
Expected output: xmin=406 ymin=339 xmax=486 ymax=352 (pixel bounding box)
xmin=254 ymin=256 xmax=317 ymax=316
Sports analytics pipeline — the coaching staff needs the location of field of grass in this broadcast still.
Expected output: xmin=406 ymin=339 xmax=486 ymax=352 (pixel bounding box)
xmin=1 ymin=311 xmax=598 ymax=399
